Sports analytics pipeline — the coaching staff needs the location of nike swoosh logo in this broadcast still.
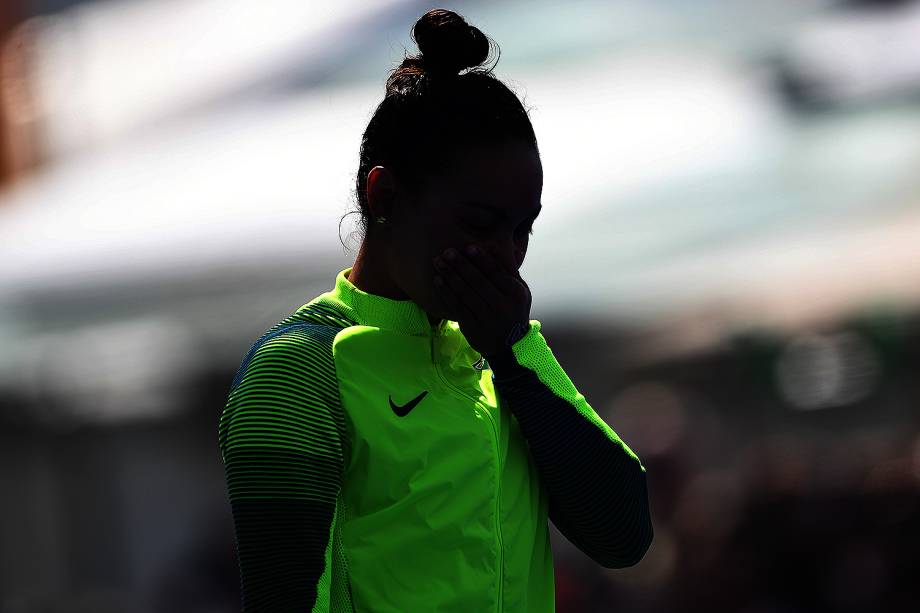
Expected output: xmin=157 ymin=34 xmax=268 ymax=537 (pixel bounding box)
xmin=390 ymin=390 xmax=429 ymax=417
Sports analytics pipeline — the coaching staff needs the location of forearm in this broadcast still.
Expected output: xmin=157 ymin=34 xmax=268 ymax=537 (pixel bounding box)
xmin=489 ymin=322 xmax=653 ymax=568
xmin=223 ymin=446 xmax=339 ymax=612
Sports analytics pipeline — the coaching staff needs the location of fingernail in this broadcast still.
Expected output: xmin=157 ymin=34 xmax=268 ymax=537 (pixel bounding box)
xmin=465 ymin=245 xmax=478 ymax=257
xmin=445 ymin=248 xmax=458 ymax=261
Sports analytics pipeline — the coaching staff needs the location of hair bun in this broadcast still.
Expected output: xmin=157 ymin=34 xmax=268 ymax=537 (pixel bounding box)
xmin=411 ymin=9 xmax=491 ymax=78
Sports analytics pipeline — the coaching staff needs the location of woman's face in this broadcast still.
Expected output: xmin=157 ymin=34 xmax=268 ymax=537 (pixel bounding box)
xmin=385 ymin=140 xmax=543 ymax=324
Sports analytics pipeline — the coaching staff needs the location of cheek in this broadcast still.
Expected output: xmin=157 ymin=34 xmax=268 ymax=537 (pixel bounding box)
xmin=413 ymin=244 xmax=443 ymax=289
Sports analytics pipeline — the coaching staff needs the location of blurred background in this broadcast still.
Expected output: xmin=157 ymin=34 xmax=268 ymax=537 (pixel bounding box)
xmin=1 ymin=0 xmax=920 ymax=611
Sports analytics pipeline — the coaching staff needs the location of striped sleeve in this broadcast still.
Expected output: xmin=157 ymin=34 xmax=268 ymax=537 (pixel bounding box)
xmin=487 ymin=320 xmax=653 ymax=569
xmin=218 ymin=324 xmax=346 ymax=612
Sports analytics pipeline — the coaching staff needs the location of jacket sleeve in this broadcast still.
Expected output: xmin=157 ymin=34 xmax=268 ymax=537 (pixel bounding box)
xmin=486 ymin=319 xmax=653 ymax=569
xmin=218 ymin=326 xmax=347 ymax=612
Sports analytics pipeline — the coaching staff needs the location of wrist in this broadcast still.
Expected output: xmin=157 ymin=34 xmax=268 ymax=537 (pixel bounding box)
xmin=504 ymin=320 xmax=529 ymax=347
xmin=484 ymin=343 xmax=525 ymax=379
xmin=481 ymin=320 xmax=530 ymax=377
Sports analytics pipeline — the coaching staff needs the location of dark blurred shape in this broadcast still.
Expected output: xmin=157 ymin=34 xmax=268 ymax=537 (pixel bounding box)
xmin=149 ymin=516 xmax=240 ymax=613
xmin=840 ymin=0 xmax=916 ymax=7
xmin=0 ymin=0 xmax=41 ymax=189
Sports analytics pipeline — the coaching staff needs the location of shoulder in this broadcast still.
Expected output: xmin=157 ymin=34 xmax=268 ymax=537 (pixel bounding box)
xmin=228 ymin=300 xmax=360 ymax=394
xmin=220 ymin=317 xmax=354 ymax=462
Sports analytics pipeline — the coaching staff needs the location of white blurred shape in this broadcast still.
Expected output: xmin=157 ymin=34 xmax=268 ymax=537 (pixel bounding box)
xmin=0 ymin=22 xmax=919 ymax=341
xmin=0 ymin=83 xmax=374 ymax=295
xmin=528 ymin=49 xmax=783 ymax=222
xmin=30 ymin=0 xmax=407 ymax=155
xmin=774 ymin=330 xmax=880 ymax=410
xmin=785 ymin=1 xmax=920 ymax=103
xmin=18 ymin=316 xmax=199 ymax=424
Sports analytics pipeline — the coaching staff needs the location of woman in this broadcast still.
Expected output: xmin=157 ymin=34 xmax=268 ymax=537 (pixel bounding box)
xmin=218 ymin=8 xmax=652 ymax=612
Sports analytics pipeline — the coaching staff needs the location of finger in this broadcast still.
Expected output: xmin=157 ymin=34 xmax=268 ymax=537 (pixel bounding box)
xmin=462 ymin=246 xmax=529 ymax=315
xmin=442 ymin=248 xmax=504 ymax=314
xmin=466 ymin=246 xmax=522 ymax=300
xmin=434 ymin=271 xmax=479 ymax=326
xmin=437 ymin=255 xmax=493 ymax=324
xmin=440 ymin=254 xmax=495 ymax=321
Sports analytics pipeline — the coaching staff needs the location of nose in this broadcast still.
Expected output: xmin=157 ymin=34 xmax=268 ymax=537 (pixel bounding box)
xmin=484 ymin=241 xmax=523 ymax=275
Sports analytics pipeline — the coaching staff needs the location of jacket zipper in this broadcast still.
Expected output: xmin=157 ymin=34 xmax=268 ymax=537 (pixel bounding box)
xmin=483 ymin=400 xmax=504 ymax=613
xmin=430 ymin=326 xmax=504 ymax=612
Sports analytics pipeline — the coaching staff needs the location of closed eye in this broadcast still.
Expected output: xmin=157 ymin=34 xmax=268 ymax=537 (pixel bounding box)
xmin=463 ymin=220 xmax=491 ymax=234
xmin=462 ymin=219 xmax=534 ymax=236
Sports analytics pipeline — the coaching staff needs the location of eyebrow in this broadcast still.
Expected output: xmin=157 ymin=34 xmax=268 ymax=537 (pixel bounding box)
xmin=464 ymin=201 xmax=542 ymax=222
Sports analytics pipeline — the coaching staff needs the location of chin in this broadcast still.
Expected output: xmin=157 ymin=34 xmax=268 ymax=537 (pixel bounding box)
xmin=430 ymin=307 xmax=451 ymax=323
xmin=426 ymin=289 xmax=452 ymax=321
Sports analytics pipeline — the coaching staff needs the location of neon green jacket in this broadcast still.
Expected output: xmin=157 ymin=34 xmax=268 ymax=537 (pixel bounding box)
xmin=218 ymin=266 xmax=652 ymax=612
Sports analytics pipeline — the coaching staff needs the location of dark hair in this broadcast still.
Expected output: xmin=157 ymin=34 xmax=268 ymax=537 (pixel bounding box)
xmin=339 ymin=8 xmax=540 ymax=251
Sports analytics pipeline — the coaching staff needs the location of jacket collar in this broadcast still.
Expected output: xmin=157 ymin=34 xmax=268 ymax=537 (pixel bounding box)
xmin=319 ymin=266 xmax=448 ymax=337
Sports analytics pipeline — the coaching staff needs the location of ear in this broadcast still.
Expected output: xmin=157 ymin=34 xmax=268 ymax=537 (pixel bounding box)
xmin=366 ymin=166 xmax=397 ymax=219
